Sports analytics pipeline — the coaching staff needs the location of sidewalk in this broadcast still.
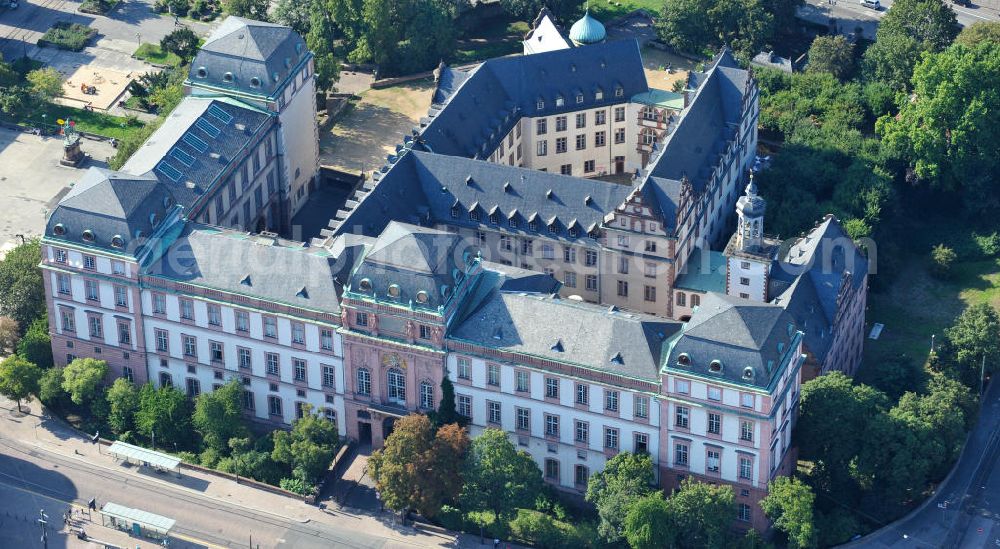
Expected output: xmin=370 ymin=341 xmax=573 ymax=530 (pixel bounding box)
xmin=0 ymin=397 xmax=468 ymax=547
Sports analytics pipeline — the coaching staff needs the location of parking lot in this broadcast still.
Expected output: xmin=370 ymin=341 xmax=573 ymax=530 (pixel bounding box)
xmin=0 ymin=127 xmax=115 ymax=253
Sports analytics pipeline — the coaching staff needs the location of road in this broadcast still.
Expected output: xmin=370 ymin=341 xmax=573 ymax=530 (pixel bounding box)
xmin=798 ymin=0 xmax=998 ymax=41
xmin=840 ymin=378 xmax=1000 ymax=548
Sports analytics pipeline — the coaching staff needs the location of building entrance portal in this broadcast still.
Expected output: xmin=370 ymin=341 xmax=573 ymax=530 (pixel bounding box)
xmin=358 ymin=421 xmax=372 ymax=446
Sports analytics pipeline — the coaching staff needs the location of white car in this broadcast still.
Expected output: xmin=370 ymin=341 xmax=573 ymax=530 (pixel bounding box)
xmin=860 ymin=0 xmax=881 ymax=9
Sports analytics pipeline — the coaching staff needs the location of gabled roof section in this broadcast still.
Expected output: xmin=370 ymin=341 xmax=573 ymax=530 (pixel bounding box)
xmin=120 ymin=96 xmax=274 ymax=209
xmin=46 ymin=168 xmax=176 ymax=255
xmin=145 ymin=223 xmax=352 ymax=313
xmin=189 ymin=16 xmax=310 ymax=98
xmin=523 ymin=7 xmax=572 ymax=54
xmin=666 ymin=293 xmax=798 ymax=389
xmin=450 ymin=292 xmax=679 ymax=382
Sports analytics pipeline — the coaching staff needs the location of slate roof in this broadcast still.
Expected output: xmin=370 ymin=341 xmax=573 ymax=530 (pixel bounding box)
xmin=146 ymin=224 xmax=355 ymax=313
xmin=330 ymin=150 xmax=632 ymax=244
xmin=120 ymin=96 xmax=274 ymax=209
xmin=348 ymin=222 xmax=471 ymax=312
xmin=189 ymin=16 xmax=310 ymax=98
xmin=665 ymin=293 xmax=799 ymax=389
xmin=451 ymin=292 xmax=679 ymax=382
xmin=45 ymin=168 xmax=177 ymax=256
xmin=419 ymin=39 xmax=648 ymax=159
xmin=640 ymin=49 xmax=750 ymax=229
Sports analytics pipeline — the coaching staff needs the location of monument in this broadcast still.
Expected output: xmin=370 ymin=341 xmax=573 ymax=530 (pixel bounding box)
xmin=59 ymin=118 xmax=85 ymax=167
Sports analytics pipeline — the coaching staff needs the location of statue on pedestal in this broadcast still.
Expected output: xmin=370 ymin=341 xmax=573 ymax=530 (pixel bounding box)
xmin=59 ymin=118 xmax=84 ymax=167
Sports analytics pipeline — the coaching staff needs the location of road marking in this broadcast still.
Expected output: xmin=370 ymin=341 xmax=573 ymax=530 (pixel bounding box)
xmin=173 ymin=531 xmax=229 ymax=549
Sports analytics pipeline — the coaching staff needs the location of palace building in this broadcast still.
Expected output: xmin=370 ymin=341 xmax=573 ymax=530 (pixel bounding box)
xmin=39 ymin=12 xmax=869 ymax=531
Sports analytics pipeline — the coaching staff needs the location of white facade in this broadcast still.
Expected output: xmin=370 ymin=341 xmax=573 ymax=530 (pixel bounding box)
xmin=279 ymin=59 xmax=320 ymax=218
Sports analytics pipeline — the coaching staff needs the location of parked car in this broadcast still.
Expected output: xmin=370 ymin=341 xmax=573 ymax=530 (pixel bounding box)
xmin=860 ymin=0 xmax=881 ymax=8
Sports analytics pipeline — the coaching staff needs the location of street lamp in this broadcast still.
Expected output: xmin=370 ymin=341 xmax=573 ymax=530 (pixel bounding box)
xmin=135 ymin=32 xmax=141 ymax=46
xmin=38 ymin=508 xmax=49 ymax=549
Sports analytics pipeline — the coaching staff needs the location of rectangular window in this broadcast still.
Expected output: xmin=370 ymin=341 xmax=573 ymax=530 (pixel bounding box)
xmin=740 ymin=277 xmax=750 ymax=286
xmin=268 ymin=395 xmax=283 ymax=416
xmin=596 ymin=110 xmax=606 ymax=124
xmin=521 ymin=238 xmax=534 ymax=255
xmin=117 ymin=321 xmax=130 ymax=345
xmin=238 ymin=347 xmax=252 ymax=369
xmin=210 ymin=341 xmax=223 ymax=362
xmin=635 ymin=396 xmax=649 ymax=419
xmin=675 ymin=406 xmax=689 ymax=428
xmin=186 ymin=378 xmax=201 ymax=397
xmin=235 ymin=310 xmax=249 ymax=332
xmin=555 ymin=137 xmax=567 ymax=154
xmin=207 ymin=304 xmax=221 ymax=326
xmin=605 ymin=390 xmax=619 ymax=412
xmin=739 ymin=504 xmax=752 ymax=522
xmin=617 ymin=256 xmax=629 ymax=275
xmin=707 ymin=386 xmax=722 ymax=401
xmin=487 ymin=363 xmax=500 ymax=386
xmin=594 ymin=131 xmax=606 ymax=147
xmin=155 ymin=329 xmax=168 ymax=352
xmin=356 ymin=368 xmax=371 ymax=396
xmin=536 ymin=119 xmax=547 ymax=135
xmin=585 ymin=250 xmax=597 ymax=267
xmin=292 ymin=322 xmax=305 ymax=344
xmin=741 ymin=393 xmax=754 ymax=408
xmin=420 ymin=382 xmax=434 ymax=409
xmin=457 ymin=394 xmax=471 ymax=417
xmin=179 ymin=298 xmax=194 ymax=320
xmin=516 ymin=407 xmax=530 ymax=431
xmin=604 ymin=427 xmax=619 ymax=450
xmin=321 ymin=328 xmax=334 ymax=350
xmin=544 ymin=414 xmax=559 ymax=437
xmin=707 ymin=449 xmax=721 ymax=473
xmin=294 ymin=359 xmax=307 ymax=381
xmin=60 ymin=308 xmax=75 ymax=332
xmin=575 ymin=113 xmax=586 ymax=128
xmin=575 ymin=465 xmax=589 ymax=486
xmin=614 ymin=106 xmax=625 ymax=122
xmin=635 ymin=432 xmax=649 ymax=454
xmin=83 ymin=255 xmax=96 ymax=270
xmin=564 ymin=272 xmax=577 ymax=288
xmin=708 ymin=413 xmax=721 ymax=435
xmin=740 ymin=421 xmax=754 ymax=442
xmin=321 ymin=365 xmax=335 ymax=388
xmin=160 ymin=372 xmax=173 ymax=387
xmin=515 ymin=370 xmax=529 ymax=392
xmin=355 ymin=312 xmax=368 ymax=327
xmin=575 ymin=383 xmax=588 ymax=405
xmin=458 ymin=357 xmax=471 ymax=380
xmin=263 ymin=316 xmax=277 ymax=338
xmin=644 ymin=285 xmax=656 ymax=302
xmin=85 ymin=280 xmax=99 ymax=301
xmin=675 ymin=443 xmax=689 ymax=466
xmin=545 ymin=377 xmax=559 ymax=399
xmin=55 ymin=249 xmax=68 ymax=263
xmin=112 ymin=285 xmax=128 ymax=308
xmin=575 ymin=420 xmax=589 ymax=443
xmin=739 ymin=457 xmax=753 ymax=480
xmin=575 ymin=134 xmax=586 ymax=150
xmin=87 ymin=315 xmax=103 ymax=339
xmin=266 ymin=352 xmax=280 ymax=375
xmin=488 ymin=401 xmax=501 ymax=424
xmin=617 ymin=280 xmax=628 ymax=297
xmin=536 ymin=140 xmax=547 ymax=156
xmin=183 ymin=335 xmax=197 ymax=357
xmin=244 ymin=391 xmax=256 ymax=411
xmin=560 ymin=164 xmax=572 ymax=175
xmin=675 ymin=379 xmax=690 ymax=394
xmin=555 ymin=116 xmax=567 ymax=131
xmin=586 ymin=274 xmax=598 ymax=291
xmin=545 ymin=458 xmax=560 ymax=481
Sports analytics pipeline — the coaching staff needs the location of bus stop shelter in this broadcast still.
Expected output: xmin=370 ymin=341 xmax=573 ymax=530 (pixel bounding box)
xmin=100 ymin=502 xmax=175 ymax=542
xmin=107 ymin=441 xmax=181 ymax=475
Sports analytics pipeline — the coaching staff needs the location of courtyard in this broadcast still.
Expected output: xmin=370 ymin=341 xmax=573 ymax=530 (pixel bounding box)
xmin=0 ymin=127 xmax=114 ymax=254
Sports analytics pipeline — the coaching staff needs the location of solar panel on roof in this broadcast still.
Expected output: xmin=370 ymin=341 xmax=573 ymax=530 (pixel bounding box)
xmin=170 ymin=148 xmax=195 ymax=167
xmin=182 ymin=133 xmax=208 ymax=153
xmin=195 ymin=118 xmax=221 ymax=138
xmin=156 ymin=161 xmax=183 ymax=182
xmin=207 ymin=104 xmax=234 ymax=125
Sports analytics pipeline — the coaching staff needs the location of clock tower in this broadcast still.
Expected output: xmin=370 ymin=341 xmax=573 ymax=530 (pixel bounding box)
xmin=725 ymin=173 xmax=779 ymax=301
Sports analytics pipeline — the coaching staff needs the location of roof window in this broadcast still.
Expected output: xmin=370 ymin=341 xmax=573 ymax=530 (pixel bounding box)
xmin=676 ymin=353 xmax=690 ymax=366
xmin=743 ymin=367 xmax=755 ymax=381
xmin=250 ymin=77 xmax=261 ymax=88
xmin=111 ymin=235 xmax=125 ymax=249
xmin=223 ymin=72 xmax=234 ymax=83
xmin=709 ymin=360 xmax=723 ymax=373
xmin=53 ymin=223 xmax=66 ymax=236
xmin=416 ymin=290 xmax=429 ymax=304
xmin=195 ymin=67 xmax=208 ymax=78
xmin=82 ymin=229 xmax=95 ymax=242
xmin=358 ymin=278 xmax=372 ymax=292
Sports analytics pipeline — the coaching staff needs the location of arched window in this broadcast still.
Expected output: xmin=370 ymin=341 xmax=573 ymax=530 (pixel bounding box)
xmin=676 ymin=292 xmax=686 ymax=307
xmin=691 ymin=294 xmax=701 ymax=307
xmin=387 ymin=368 xmax=406 ymax=405
xmin=419 ymin=381 xmax=434 ymax=410
xmin=356 ymin=368 xmax=371 ymax=396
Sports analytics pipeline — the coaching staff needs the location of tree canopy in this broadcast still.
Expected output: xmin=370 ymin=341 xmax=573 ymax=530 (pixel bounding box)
xmin=17 ymin=316 xmax=53 ymax=369
xmin=106 ymin=378 xmax=139 ymax=435
xmin=658 ymin=0 xmax=775 ymax=61
xmin=135 ymin=383 xmax=193 ymax=449
xmin=585 ymin=451 xmax=656 ymax=543
xmin=0 ymin=355 xmax=41 ymax=412
xmin=160 ymin=28 xmax=200 ymax=62
xmin=61 ymin=358 xmax=108 ymax=406
xmin=0 ymin=238 xmax=45 ymax=332
xmin=666 ymin=479 xmax=736 ymax=548
xmin=760 ymin=476 xmax=816 ymax=549
xmin=271 ymin=405 xmax=339 ymax=485
xmin=193 ymin=379 xmax=248 ymax=452
xmin=955 ymin=21 xmax=1000 ymax=47
xmin=623 ymin=493 xmax=676 ymax=549
xmin=807 ymin=35 xmax=855 ymax=80
xmin=863 ymin=0 xmax=959 ymax=89
xmin=460 ymin=428 xmax=542 ymax=523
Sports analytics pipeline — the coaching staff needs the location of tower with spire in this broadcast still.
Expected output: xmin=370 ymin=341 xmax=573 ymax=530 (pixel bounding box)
xmin=724 ymin=172 xmax=780 ymax=302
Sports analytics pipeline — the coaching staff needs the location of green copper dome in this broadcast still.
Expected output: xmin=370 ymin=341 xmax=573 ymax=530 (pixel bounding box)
xmin=569 ymin=11 xmax=606 ymax=45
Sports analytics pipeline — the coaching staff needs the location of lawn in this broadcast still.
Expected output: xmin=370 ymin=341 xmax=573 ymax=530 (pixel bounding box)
xmin=37 ymin=21 xmax=96 ymax=51
xmin=133 ymin=43 xmax=184 ymax=68
xmin=862 ymin=218 xmax=1000 ymax=372
xmin=451 ymin=20 xmax=530 ymax=64
xmin=586 ymin=0 xmax=664 ymax=21
xmin=18 ymin=104 xmax=145 ymax=140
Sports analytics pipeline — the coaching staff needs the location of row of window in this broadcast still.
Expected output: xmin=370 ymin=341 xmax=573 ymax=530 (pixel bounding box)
xmin=59 ymin=306 xmax=132 ymax=347
xmin=53 ymin=249 xmax=128 ymax=277
xmin=535 ymin=109 xmax=623 ymax=135
xmin=56 ymin=274 xmax=131 ymax=310
xmin=673 ymin=441 xmax=755 ymax=482
xmin=674 ymin=405 xmax=755 ymax=442
xmin=535 ymin=129 xmax=625 ymax=157
xmin=535 ymin=89 xmax=625 ymax=112
xmin=673 ymin=379 xmax=757 ymax=410
xmin=353 ymin=367 xmax=436 ymax=409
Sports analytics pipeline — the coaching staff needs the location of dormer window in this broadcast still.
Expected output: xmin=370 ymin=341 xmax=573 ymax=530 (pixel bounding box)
xmin=555 ymin=95 xmax=564 ymax=107
xmin=53 ymin=223 xmax=66 ymax=236
xmin=676 ymin=353 xmax=690 ymax=366
xmin=528 ymin=220 xmax=538 ymax=231
xmin=450 ymin=206 xmax=460 ymax=218
xmin=576 ymin=93 xmax=584 ymax=104
xmin=81 ymin=229 xmax=95 ymax=242
xmin=196 ymin=67 xmax=208 ymax=78
xmin=709 ymin=360 xmax=723 ymax=373
xmin=742 ymin=367 xmax=755 ymax=381
xmin=615 ymin=85 xmax=624 ymax=97
xmin=489 ymin=212 xmax=500 ymax=224
xmin=416 ymin=290 xmax=429 ymax=304
xmin=358 ymin=278 xmax=372 ymax=292
xmin=509 ymin=218 xmax=518 ymax=229
xmin=250 ymin=77 xmax=261 ymax=88
xmin=223 ymin=72 xmax=234 ymax=83
xmin=568 ymin=227 xmax=578 ymax=238
xmin=536 ymin=99 xmax=544 ymax=110
xmin=387 ymin=284 xmax=400 ymax=298
xmin=595 ymin=89 xmax=604 ymax=100
xmin=110 ymin=235 xmax=124 ymax=249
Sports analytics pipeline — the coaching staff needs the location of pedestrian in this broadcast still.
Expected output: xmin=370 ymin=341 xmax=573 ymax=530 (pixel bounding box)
xmin=493 ymin=538 xmax=500 ymax=549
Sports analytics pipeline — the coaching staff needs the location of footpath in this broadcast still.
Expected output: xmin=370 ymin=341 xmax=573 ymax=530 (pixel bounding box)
xmin=0 ymin=396 xmax=475 ymax=548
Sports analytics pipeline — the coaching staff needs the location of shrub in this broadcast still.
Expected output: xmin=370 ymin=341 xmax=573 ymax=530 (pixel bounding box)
xmin=18 ymin=317 xmax=53 ymax=369
xmin=38 ymin=22 xmax=97 ymax=51
xmin=974 ymin=231 xmax=1000 ymax=257
xmin=280 ymin=477 xmax=308 ymax=494
xmin=930 ymin=244 xmax=957 ymax=279
xmin=437 ymin=505 xmax=466 ymax=532
xmin=176 ymin=451 xmax=199 ymax=463
xmin=199 ymin=447 xmax=221 ymax=468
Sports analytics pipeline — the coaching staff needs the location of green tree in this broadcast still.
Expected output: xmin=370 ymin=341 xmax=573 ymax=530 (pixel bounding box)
xmin=434 ymin=376 xmax=463 ymax=426
xmin=38 ymin=367 xmax=68 ymax=408
xmin=955 ymin=21 xmax=1000 ymax=47
xmin=942 ymin=302 xmax=1000 ymax=386
xmin=0 ymin=238 xmax=45 ymax=332
xmin=0 ymin=316 xmax=19 ymax=353
xmin=26 ymin=67 xmax=63 ymax=102
xmin=460 ymin=428 xmax=542 ymax=524
xmin=658 ymin=0 xmax=717 ymax=55
xmin=17 ymin=316 xmax=53 ymax=369
xmin=0 ymin=355 xmax=41 ymax=412
xmin=930 ymin=244 xmax=957 ymax=279
xmin=856 ymin=355 xmax=926 ymax=400
xmin=807 ymin=35 xmax=854 ymax=80
xmin=135 ymin=383 xmax=193 ymax=449
xmin=369 ymin=415 xmax=469 ymax=517
xmin=106 ymin=377 xmax=139 ymax=435
xmin=760 ymin=476 xmax=816 ymax=548
xmin=273 ymin=0 xmax=312 ymax=34
xmin=225 ymin=0 xmax=270 ymax=19
xmin=160 ymin=28 xmax=200 ymax=62
xmin=61 ymin=358 xmax=108 ymax=406
xmin=585 ymin=451 xmax=656 ymax=543
xmin=622 ymin=492 xmax=677 ymax=549
xmin=272 ymin=405 xmax=339 ymax=485
xmin=709 ymin=0 xmax=774 ymax=62
xmin=192 ymin=379 xmax=248 ymax=452
xmin=863 ymin=0 xmax=959 ymax=89
xmin=349 ymin=0 xmax=457 ymax=75
xmin=877 ymin=42 xmax=1000 ymax=215
xmin=666 ymin=479 xmax=736 ymax=548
